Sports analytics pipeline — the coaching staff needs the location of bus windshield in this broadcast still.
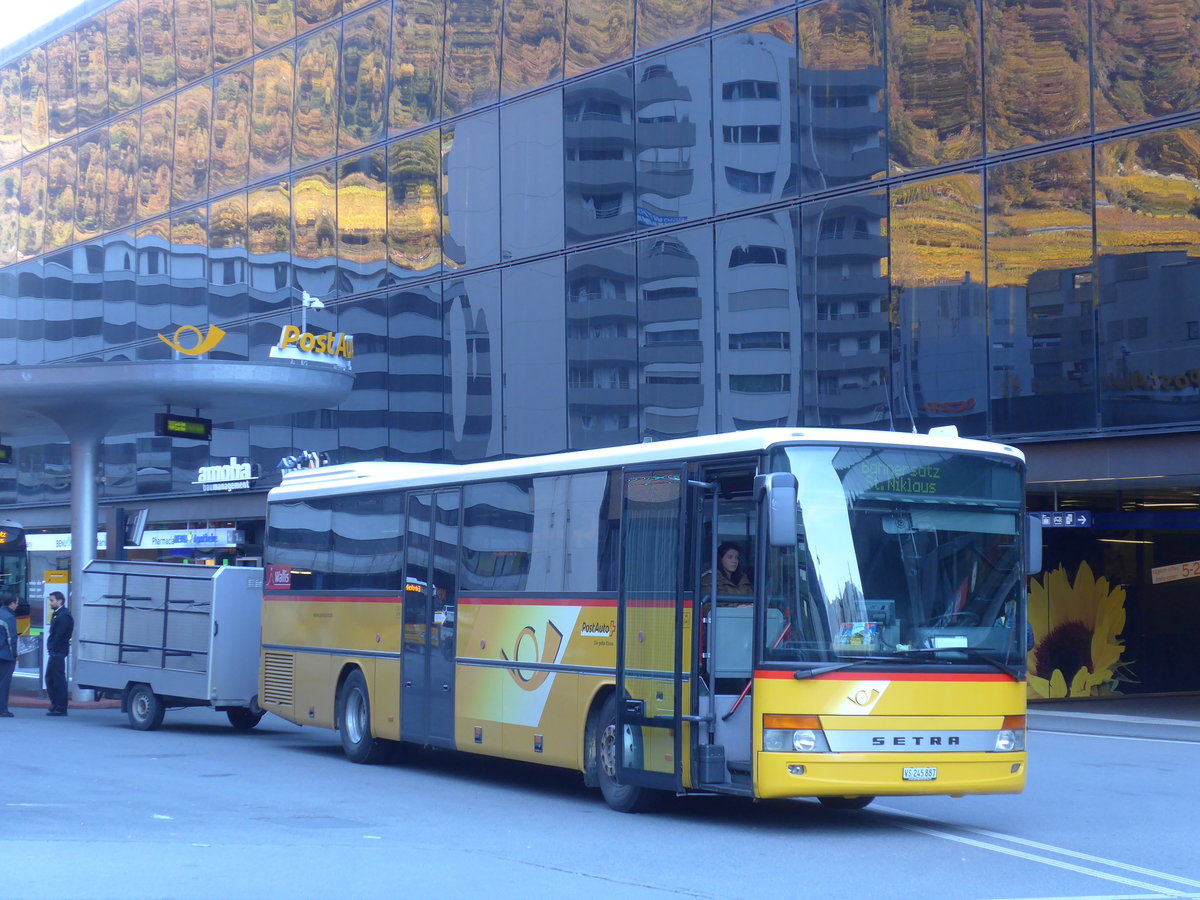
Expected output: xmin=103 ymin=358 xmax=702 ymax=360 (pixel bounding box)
xmin=763 ymin=444 xmax=1027 ymax=674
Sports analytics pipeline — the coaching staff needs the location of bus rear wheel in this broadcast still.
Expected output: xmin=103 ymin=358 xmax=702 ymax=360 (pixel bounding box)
xmin=337 ymin=669 xmax=387 ymax=764
xmin=595 ymin=694 xmax=658 ymax=813
xmin=818 ymin=795 xmax=875 ymax=810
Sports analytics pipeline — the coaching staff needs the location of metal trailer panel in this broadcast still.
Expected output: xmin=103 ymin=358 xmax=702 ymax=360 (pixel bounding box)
xmin=75 ymin=560 xmax=262 ymax=708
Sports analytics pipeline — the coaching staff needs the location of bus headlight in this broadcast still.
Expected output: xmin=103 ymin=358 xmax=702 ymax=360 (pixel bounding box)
xmin=994 ymin=715 xmax=1026 ymax=752
xmin=763 ymin=715 xmax=830 ymax=753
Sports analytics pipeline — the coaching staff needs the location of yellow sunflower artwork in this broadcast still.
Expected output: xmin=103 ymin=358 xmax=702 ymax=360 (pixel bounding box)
xmin=1027 ymin=562 xmax=1127 ymax=699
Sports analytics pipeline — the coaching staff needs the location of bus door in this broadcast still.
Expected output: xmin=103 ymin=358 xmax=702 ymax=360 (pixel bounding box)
xmin=615 ymin=465 xmax=691 ymax=794
xmin=402 ymin=489 xmax=459 ymax=748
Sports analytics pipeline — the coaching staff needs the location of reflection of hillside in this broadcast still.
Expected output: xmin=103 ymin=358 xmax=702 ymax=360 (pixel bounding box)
xmin=890 ymin=175 xmax=983 ymax=287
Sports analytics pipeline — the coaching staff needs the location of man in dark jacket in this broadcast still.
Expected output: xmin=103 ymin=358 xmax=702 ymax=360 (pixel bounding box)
xmin=45 ymin=591 xmax=73 ymax=716
xmin=0 ymin=593 xmax=18 ymax=717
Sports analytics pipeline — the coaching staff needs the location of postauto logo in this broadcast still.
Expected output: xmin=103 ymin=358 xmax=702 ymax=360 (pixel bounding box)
xmin=157 ymin=324 xmax=227 ymax=356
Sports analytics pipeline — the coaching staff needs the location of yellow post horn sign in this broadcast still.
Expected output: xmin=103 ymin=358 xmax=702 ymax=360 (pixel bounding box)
xmin=157 ymin=324 xmax=227 ymax=356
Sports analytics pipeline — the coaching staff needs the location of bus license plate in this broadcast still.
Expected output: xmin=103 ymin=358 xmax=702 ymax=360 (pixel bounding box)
xmin=903 ymin=766 xmax=937 ymax=781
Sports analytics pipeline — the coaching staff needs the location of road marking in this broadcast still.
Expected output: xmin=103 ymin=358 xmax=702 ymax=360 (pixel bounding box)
xmin=1029 ymin=711 xmax=1200 ymax=729
xmin=875 ymin=806 xmax=1200 ymax=897
xmin=1031 ymin=730 xmax=1200 ymax=746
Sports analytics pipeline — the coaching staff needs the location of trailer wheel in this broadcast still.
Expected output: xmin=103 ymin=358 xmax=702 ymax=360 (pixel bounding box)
xmin=226 ymin=707 xmax=265 ymax=730
xmin=595 ymin=694 xmax=658 ymax=813
xmin=818 ymin=795 xmax=875 ymax=810
xmin=337 ymin=669 xmax=387 ymax=764
xmin=127 ymin=684 xmax=165 ymax=731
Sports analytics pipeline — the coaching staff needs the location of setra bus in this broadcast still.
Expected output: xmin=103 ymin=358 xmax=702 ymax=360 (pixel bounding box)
xmin=261 ymin=428 xmax=1038 ymax=812
xmin=0 ymin=519 xmax=30 ymax=631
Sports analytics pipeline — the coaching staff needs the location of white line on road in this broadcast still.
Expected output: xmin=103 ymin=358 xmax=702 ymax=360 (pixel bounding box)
xmin=1031 ymin=730 xmax=1200 ymax=746
xmin=875 ymin=805 xmax=1200 ymax=897
xmin=1029 ymin=711 xmax=1200 ymax=729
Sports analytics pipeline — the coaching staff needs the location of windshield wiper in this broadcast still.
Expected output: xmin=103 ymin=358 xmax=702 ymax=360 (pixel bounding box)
xmin=793 ymin=658 xmax=896 ymax=679
xmin=894 ymin=647 xmax=1020 ymax=680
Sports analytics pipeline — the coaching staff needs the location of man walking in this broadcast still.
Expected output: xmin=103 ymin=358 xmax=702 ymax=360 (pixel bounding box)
xmin=0 ymin=593 xmax=18 ymax=717
xmin=46 ymin=590 xmax=73 ymax=716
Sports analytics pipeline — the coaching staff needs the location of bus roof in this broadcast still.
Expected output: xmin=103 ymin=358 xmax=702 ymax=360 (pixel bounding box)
xmin=269 ymin=428 xmax=1024 ymax=502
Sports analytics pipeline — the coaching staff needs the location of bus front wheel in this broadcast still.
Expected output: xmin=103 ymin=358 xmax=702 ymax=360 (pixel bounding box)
xmin=818 ymin=795 xmax=875 ymax=810
xmin=337 ymin=669 xmax=387 ymax=764
xmin=595 ymin=694 xmax=658 ymax=813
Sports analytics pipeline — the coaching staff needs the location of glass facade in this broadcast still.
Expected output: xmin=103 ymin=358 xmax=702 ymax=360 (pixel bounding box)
xmin=6 ymin=0 xmax=1200 ymax=694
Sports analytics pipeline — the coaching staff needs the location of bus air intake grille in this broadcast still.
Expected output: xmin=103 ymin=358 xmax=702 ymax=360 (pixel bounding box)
xmin=262 ymin=652 xmax=295 ymax=706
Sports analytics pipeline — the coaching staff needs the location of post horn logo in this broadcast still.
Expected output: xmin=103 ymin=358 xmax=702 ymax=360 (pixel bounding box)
xmin=157 ymin=324 xmax=227 ymax=356
xmin=501 ymin=621 xmax=564 ymax=691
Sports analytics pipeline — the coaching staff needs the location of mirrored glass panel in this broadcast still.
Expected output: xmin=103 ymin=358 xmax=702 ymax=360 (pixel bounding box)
xmin=76 ymin=132 xmax=106 ymax=243
xmin=253 ymin=0 xmax=296 ymax=52
xmin=988 ymin=148 xmax=1094 ymax=434
xmin=389 ymin=0 xmax=444 ymax=134
xmin=1096 ymin=129 xmax=1200 ymax=427
xmin=247 ymin=179 xmax=292 ymax=312
xmin=213 ymin=0 xmax=254 ymax=66
xmin=1094 ymin=0 xmax=1200 ymax=131
xmin=387 ymin=283 xmax=445 ymax=457
xmin=21 ymin=48 xmax=49 ymax=155
xmin=443 ymin=0 xmax=501 ymax=116
xmin=107 ymin=0 xmax=141 ymax=115
xmin=138 ymin=96 xmax=175 ymax=220
xmin=18 ymin=155 xmax=46 ymax=260
xmin=715 ymin=0 xmax=781 ymax=27
xmin=293 ymin=24 xmax=339 ymax=166
xmin=714 ymin=212 xmax=801 ymax=428
xmin=336 ymin=294 xmax=390 ymax=462
xmin=0 ymin=66 xmax=20 ymax=165
xmin=338 ymin=150 xmax=387 ymax=292
xmin=171 ymin=205 xmax=210 ymax=319
xmin=501 ymin=90 xmax=564 ymax=259
xmin=45 ymin=143 xmax=76 ymax=251
xmin=16 ymin=259 xmax=47 ymax=366
xmin=292 ymin=163 xmax=338 ymax=298
xmin=442 ymin=111 xmax=500 ymax=268
xmin=891 ymin=172 xmax=987 ymax=434
xmin=798 ymin=0 xmax=884 ymax=194
xmin=211 ymin=66 xmax=252 ymax=190
xmin=175 ymin=0 xmax=214 ymax=84
xmin=0 ymin=168 xmax=20 ymax=266
xmin=250 ymin=48 xmax=295 ymax=181
xmin=340 ymin=6 xmax=389 ymax=150
xmin=564 ymin=67 xmax=635 ymax=245
xmin=173 ymin=82 xmax=211 ymax=206
xmin=502 ymin=0 xmax=565 ymax=97
xmin=565 ymin=0 xmax=633 ymax=76
xmin=44 ymin=250 xmax=75 ymax=361
xmin=387 ymin=131 xmax=441 ymax=277
xmin=135 ymin=217 xmax=172 ymax=358
xmin=800 ymin=193 xmax=887 ymax=427
xmin=209 ymin=192 xmax=251 ymax=328
xmin=566 ymin=241 xmax=638 ymax=448
xmin=502 ymin=258 xmax=568 ymax=454
xmin=47 ymin=33 xmax=78 ymax=143
xmin=297 ymin=0 xmax=341 ymax=33
xmin=638 ymin=224 xmax=716 ymax=439
xmin=888 ymin=0 xmax=982 ymax=171
xmin=70 ymin=242 xmax=106 ymax=360
xmin=984 ymin=0 xmax=1088 ymax=150
xmin=637 ymin=0 xmax=711 ymax=54
xmin=444 ymin=270 xmax=503 ymax=460
xmin=140 ymin=0 xmax=177 ymax=102
xmin=635 ymin=43 xmax=713 ymax=227
xmin=76 ymin=16 xmax=109 ymax=129
xmin=105 ymin=115 xmax=139 ymax=231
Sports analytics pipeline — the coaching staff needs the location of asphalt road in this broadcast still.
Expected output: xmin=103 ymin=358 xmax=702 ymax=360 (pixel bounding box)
xmin=5 ymin=697 xmax=1199 ymax=900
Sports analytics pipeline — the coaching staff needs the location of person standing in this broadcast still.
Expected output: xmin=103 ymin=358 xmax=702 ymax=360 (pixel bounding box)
xmin=45 ymin=591 xmax=73 ymax=716
xmin=0 ymin=593 xmax=18 ymax=717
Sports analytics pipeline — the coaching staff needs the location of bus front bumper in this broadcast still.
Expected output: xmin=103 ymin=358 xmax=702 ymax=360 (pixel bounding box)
xmin=754 ymin=751 xmax=1027 ymax=799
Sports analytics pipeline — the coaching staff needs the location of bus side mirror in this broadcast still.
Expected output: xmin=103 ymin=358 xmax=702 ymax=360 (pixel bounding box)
xmin=1025 ymin=514 xmax=1043 ymax=575
xmin=756 ymin=473 xmax=798 ymax=548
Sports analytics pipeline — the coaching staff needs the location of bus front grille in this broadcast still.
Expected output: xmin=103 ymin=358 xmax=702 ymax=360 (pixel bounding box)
xmin=262 ymin=651 xmax=295 ymax=706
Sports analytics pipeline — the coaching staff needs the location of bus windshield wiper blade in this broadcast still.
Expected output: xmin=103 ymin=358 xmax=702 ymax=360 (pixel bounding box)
xmin=895 ymin=647 xmax=1020 ymax=680
xmin=793 ymin=658 xmax=895 ymax=679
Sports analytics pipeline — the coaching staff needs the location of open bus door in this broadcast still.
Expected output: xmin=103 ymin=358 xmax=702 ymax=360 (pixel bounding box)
xmin=615 ymin=465 xmax=691 ymax=797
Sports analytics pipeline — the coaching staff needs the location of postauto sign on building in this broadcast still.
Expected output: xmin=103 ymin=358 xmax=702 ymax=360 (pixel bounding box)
xmin=4 ymin=0 xmax=1200 ymax=697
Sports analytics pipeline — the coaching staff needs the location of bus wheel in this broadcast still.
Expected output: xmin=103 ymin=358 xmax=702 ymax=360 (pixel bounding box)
xmin=226 ymin=706 xmax=265 ymax=730
xmin=818 ymin=795 xmax=875 ymax=810
xmin=595 ymin=694 xmax=657 ymax=813
xmin=127 ymin=684 xmax=165 ymax=731
xmin=337 ymin=669 xmax=387 ymax=764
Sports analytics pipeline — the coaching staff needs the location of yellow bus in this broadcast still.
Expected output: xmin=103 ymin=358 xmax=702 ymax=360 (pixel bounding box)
xmin=261 ymin=428 xmax=1037 ymax=812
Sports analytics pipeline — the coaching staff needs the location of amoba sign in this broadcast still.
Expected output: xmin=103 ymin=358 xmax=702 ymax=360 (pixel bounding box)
xmin=194 ymin=457 xmax=260 ymax=492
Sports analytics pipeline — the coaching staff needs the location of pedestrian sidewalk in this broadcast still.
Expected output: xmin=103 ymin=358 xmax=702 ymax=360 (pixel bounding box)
xmin=1029 ymin=693 xmax=1200 ymax=741
xmin=8 ymin=691 xmax=120 ymax=711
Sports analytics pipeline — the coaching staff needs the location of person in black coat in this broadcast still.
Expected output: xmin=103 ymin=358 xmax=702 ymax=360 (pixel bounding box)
xmin=0 ymin=593 xmax=18 ymax=717
xmin=45 ymin=591 xmax=73 ymax=716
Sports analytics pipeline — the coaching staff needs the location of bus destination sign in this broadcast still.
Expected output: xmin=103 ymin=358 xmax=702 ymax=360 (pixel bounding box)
xmin=155 ymin=413 xmax=213 ymax=441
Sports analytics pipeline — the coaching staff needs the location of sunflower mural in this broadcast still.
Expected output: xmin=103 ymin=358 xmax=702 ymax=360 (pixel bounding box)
xmin=1027 ymin=562 xmax=1128 ymax=699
